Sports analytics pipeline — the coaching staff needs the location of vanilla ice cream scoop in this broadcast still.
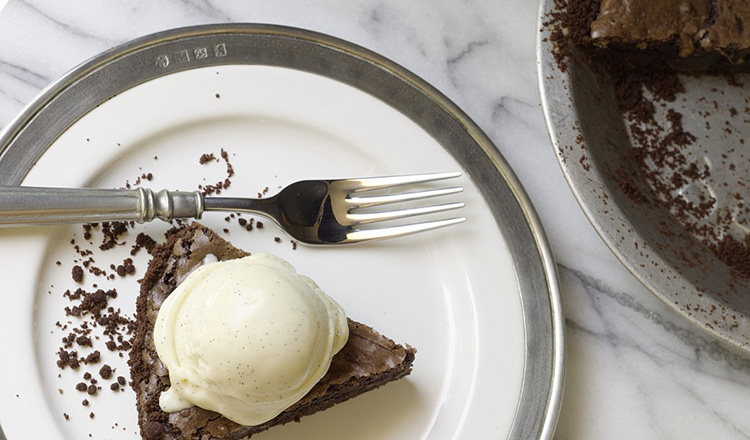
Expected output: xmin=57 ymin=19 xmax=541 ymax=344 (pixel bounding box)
xmin=153 ymin=253 xmax=349 ymax=426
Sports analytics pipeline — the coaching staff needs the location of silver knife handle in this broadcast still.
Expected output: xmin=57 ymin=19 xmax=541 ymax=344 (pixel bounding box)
xmin=0 ymin=186 xmax=204 ymax=225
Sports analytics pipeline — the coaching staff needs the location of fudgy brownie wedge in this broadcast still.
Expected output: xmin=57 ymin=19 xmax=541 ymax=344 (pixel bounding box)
xmin=128 ymin=223 xmax=416 ymax=439
xmin=569 ymin=0 xmax=750 ymax=71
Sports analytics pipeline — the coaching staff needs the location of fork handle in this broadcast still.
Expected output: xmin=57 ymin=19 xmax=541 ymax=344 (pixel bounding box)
xmin=0 ymin=186 xmax=204 ymax=225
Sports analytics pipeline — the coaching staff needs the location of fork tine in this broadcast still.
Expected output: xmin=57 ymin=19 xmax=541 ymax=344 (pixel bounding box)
xmin=345 ymin=217 xmax=467 ymax=242
xmin=347 ymin=186 xmax=463 ymax=207
xmin=346 ymin=171 xmax=462 ymax=191
xmin=347 ymin=202 xmax=465 ymax=224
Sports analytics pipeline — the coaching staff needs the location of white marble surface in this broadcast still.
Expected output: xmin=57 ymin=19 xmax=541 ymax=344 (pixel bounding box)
xmin=1 ymin=0 xmax=749 ymax=439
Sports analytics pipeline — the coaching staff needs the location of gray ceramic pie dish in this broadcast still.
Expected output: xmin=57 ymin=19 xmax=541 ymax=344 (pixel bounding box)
xmin=537 ymin=0 xmax=750 ymax=353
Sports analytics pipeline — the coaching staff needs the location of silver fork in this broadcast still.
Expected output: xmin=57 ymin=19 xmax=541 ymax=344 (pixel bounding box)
xmin=0 ymin=172 xmax=465 ymax=245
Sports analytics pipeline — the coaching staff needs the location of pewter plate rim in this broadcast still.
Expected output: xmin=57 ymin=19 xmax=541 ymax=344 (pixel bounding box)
xmin=0 ymin=23 xmax=564 ymax=439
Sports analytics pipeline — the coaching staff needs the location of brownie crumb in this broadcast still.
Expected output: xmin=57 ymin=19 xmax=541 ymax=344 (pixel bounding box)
xmin=57 ymin=349 xmax=81 ymax=369
xmin=72 ymin=266 xmax=84 ymax=283
xmin=82 ymin=399 xmax=89 ymax=406
xmin=115 ymin=258 xmax=136 ymax=277
xmin=117 ymin=376 xmax=127 ymax=386
xmin=99 ymin=364 xmax=113 ymax=380
xmin=76 ymin=382 xmax=87 ymax=392
xmin=241 ymin=217 xmax=255 ymax=232
xmin=76 ymin=335 xmax=92 ymax=347
xmin=131 ymin=233 xmax=157 ymax=256
xmin=199 ymin=153 xmax=216 ymax=164
xmin=63 ymin=413 xmax=69 ymax=420
xmin=87 ymin=384 xmax=97 ymax=395
xmin=198 ymin=149 xmax=235 ymax=196
xmin=713 ymin=235 xmax=750 ymax=279
xmin=99 ymin=221 xmax=130 ymax=251
xmin=83 ymin=350 xmax=101 ymax=365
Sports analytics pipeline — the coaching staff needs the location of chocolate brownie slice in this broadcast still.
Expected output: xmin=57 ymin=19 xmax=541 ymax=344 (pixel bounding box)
xmin=129 ymin=223 xmax=416 ymax=439
xmin=585 ymin=0 xmax=750 ymax=70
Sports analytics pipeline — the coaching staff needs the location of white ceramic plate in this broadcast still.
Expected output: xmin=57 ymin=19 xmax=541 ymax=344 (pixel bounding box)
xmin=0 ymin=25 xmax=562 ymax=440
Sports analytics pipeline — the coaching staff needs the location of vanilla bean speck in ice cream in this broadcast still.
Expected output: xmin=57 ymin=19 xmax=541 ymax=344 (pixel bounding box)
xmin=152 ymin=253 xmax=349 ymax=426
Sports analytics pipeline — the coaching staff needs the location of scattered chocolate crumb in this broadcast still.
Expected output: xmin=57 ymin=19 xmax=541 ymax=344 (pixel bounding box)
xmin=131 ymin=232 xmax=157 ymax=256
xmin=98 ymin=221 xmax=129 ymax=251
xmin=115 ymin=258 xmax=135 ymax=277
xmin=99 ymin=364 xmax=113 ymax=380
xmin=83 ymin=350 xmax=101 ymax=365
xmin=89 ymin=412 xmax=95 ymax=419
xmin=87 ymin=384 xmax=97 ymax=395
xmin=72 ymin=265 xmax=84 ymax=283
xmin=199 ymin=153 xmax=216 ymax=164
xmin=63 ymin=413 xmax=69 ymax=420
xmin=76 ymin=335 xmax=92 ymax=347
xmin=57 ymin=349 xmax=81 ymax=369
xmin=76 ymin=382 xmax=88 ymax=392
xmin=82 ymin=399 xmax=89 ymax=406
xmin=117 ymin=376 xmax=127 ymax=386
xmin=242 ymin=217 xmax=255 ymax=232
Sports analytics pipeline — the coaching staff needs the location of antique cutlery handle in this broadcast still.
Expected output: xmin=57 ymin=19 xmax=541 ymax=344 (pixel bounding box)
xmin=0 ymin=186 xmax=204 ymax=225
